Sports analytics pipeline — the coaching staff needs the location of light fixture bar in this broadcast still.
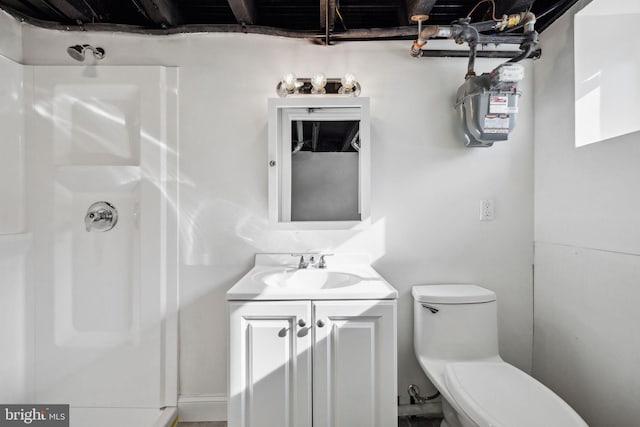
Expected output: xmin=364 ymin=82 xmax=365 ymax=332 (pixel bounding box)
xmin=276 ymin=75 xmax=361 ymax=97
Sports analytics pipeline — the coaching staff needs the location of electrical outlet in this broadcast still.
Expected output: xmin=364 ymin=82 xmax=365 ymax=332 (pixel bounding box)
xmin=480 ymin=199 xmax=495 ymax=221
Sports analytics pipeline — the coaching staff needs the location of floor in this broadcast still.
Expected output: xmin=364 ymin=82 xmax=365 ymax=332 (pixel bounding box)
xmin=178 ymin=417 xmax=442 ymax=427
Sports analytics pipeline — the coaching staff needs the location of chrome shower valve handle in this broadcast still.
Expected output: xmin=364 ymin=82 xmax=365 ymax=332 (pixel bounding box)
xmin=85 ymin=201 xmax=118 ymax=232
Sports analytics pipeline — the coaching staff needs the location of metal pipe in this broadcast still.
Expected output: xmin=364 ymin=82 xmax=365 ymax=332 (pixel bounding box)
xmin=410 ymin=11 xmax=537 ymax=59
xmin=410 ymin=25 xmax=452 ymax=57
xmin=419 ymin=49 xmax=540 ymax=59
xmin=466 ymin=38 xmax=478 ymax=78
xmin=521 ymin=11 xmax=536 ymax=33
xmin=398 ymin=402 xmax=442 ymax=418
xmin=508 ymin=12 xmax=538 ymax=63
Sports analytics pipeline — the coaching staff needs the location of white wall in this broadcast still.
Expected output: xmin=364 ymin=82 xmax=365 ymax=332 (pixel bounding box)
xmin=20 ymin=24 xmax=534 ymax=418
xmin=533 ymin=1 xmax=640 ymax=425
xmin=574 ymin=2 xmax=640 ymax=147
xmin=0 ymin=9 xmax=22 ymax=62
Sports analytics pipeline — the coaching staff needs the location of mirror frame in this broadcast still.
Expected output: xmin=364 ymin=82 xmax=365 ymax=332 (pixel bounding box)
xmin=268 ymin=97 xmax=371 ymax=228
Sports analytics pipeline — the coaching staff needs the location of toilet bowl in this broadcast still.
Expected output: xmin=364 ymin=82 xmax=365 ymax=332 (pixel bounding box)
xmin=412 ymin=284 xmax=588 ymax=427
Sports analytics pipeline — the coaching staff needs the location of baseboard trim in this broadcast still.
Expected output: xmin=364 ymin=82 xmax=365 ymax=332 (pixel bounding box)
xmin=178 ymin=394 xmax=227 ymax=422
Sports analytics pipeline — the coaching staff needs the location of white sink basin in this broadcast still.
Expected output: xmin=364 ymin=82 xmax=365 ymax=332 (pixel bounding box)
xmin=254 ymin=269 xmax=361 ymax=290
xmin=227 ymin=254 xmax=398 ymax=301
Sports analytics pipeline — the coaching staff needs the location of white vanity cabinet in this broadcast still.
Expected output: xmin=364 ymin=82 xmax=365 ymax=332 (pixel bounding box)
xmin=228 ymin=299 xmax=397 ymax=427
xmin=228 ymin=301 xmax=313 ymax=427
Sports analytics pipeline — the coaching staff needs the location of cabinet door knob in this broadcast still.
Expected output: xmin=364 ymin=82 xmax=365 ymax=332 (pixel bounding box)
xmin=316 ymin=320 xmax=325 ymax=328
xmin=298 ymin=319 xmax=306 ymax=327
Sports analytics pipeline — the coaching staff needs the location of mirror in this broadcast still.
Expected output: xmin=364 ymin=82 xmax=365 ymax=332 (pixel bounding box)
xmin=268 ymin=98 xmax=370 ymax=226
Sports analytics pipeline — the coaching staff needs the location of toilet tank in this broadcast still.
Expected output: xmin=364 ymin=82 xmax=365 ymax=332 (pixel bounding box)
xmin=413 ymin=285 xmax=499 ymax=361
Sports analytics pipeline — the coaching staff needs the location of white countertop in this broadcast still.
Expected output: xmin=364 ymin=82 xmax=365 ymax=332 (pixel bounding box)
xmin=226 ymin=253 xmax=398 ymax=301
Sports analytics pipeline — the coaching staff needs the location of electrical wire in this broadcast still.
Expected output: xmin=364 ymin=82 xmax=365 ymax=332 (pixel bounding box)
xmin=336 ymin=1 xmax=347 ymax=31
xmin=466 ymin=0 xmax=499 ymax=21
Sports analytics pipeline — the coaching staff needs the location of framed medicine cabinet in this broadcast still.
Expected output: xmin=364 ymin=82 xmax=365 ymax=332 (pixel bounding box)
xmin=268 ymin=97 xmax=370 ymax=227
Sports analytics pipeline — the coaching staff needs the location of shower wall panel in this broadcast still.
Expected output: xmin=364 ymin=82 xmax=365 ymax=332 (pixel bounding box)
xmin=0 ymin=55 xmax=27 ymax=403
xmin=0 ymin=234 xmax=30 ymax=403
xmin=54 ymin=167 xmax=140 ymax=348
xmin=26 ymin=66 xmax=178 ymax=408
xmin=0 ymin=55 xmax=24 ymax=233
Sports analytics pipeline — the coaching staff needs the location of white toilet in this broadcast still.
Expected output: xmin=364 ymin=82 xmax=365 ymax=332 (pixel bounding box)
xmin=412 ymin=284 xmax=588 ymax=427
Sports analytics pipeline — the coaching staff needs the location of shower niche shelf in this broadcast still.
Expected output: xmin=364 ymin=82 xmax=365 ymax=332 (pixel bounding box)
xmin=55 ymin=166 xmax=141 ymax=189
xmin=52 ymin=84 xmax=141 ymax=167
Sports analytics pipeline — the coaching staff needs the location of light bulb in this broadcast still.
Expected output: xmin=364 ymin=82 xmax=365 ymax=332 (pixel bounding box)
xmin=282 ymin=72 xmax=298 ymax=92
xmin=311 ymin=73 xmax=327 ymax=94
xmin=341 ymin=73 xmax=357 ymax=90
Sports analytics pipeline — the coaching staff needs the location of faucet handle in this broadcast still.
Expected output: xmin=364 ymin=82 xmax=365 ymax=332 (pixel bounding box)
xmin=318 ymin=253 xmax=334 ymax=269
xmin=85 ymin=201 xmax=118 ymax=232
xmin=291 ymin=253 xmax=308 ymax=269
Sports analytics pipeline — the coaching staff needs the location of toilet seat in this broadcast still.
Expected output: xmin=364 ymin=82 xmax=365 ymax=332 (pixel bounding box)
xmin=444 ymin=362 xmax=587 ymax=427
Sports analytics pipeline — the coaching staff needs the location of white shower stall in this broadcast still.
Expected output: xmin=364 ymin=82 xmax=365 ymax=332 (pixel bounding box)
xmin=0 ymin=55 xmax=179 ymax=427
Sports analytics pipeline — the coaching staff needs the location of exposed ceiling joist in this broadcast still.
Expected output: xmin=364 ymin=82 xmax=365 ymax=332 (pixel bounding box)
xmin=320 ymin=0 xmax=335 ymax=30
xmin=494 ymin=0 xmax=534 ymax=16
xmin=227 ymin=0 xmax=255 ymax=25
xmin=341 ymin=123 xmax=359 ymax=152
xmin=0 ymin=0 xmax=580 ymax=45
xmin=45 ymin=0 xmax=100 ymax=23
xmin=134 ymin=0 xmax=180 ymax=28
xmin=0 ymin=0 xmax=64 ymax=21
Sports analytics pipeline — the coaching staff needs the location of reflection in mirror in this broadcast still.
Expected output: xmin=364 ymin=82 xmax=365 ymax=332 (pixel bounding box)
xmin=290 ymin=120 xmax=360 ymax=221
xmin=268 ymin=97 xmax=370 ymax=226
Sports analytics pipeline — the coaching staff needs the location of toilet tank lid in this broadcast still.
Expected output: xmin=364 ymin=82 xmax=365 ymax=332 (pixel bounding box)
xmin=412 ymin=284 xmax=496 ymax=304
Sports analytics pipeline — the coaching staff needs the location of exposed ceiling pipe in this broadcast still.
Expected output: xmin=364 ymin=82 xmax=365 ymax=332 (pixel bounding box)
xmin=407 ymin=0 xmax=437 ymax=23
xmin=410 ymin=11 xmax=539 ymax=77
xmin=508 ymin=12 xmax=537 ymax=63
xmin=411 ymin=11 xmax=537 ymax=56
xmin=419 ymin=49 xmax=540 ymax=59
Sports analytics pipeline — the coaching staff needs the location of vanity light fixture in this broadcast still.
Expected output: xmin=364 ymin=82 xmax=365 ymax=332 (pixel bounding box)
xmin=276 ymin=72 xmax=361 ymax=97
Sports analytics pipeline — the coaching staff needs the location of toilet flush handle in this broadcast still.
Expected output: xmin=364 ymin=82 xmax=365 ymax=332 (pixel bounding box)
xmin=421 ymin=304 xmax=439 ymax=314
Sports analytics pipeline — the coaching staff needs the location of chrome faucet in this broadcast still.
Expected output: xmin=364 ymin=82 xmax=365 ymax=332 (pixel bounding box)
xmin=85 ymin=201 xmax=118 ymax=232
xmin=317 ymin=254 xmax=331 ymax=269
xmin=291 ymin=253 xmax=333 ymax=269
xmin=292 ymin=254 xmax=309 ymax=269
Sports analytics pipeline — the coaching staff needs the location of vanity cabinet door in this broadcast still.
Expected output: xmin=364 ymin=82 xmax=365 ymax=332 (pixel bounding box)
xmin=228 ymin=301 xmax=312 ymax=427
xmin=312 ymin=300 xmax=397 ymax=427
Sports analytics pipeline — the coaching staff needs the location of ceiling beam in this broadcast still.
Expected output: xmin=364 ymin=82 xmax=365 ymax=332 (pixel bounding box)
xmin=0 ymin=0 xmax=65 ymax=20
xmin=43 ymin=0 xmax=100 ymax=23
xmin=341 ymin=123 xmax=359 ymax=152
xmin=133 ymin=0 xmax=180 ymax=27
xmin=494 ymin=0 xmax=534 ymax=16
xmin=320 ymin=0 xmax=335 ymax=30
xmin=227 ymin=0 xmax=255 ymax=25
xmin=534 ymin=0 xmax=578 ymax=32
